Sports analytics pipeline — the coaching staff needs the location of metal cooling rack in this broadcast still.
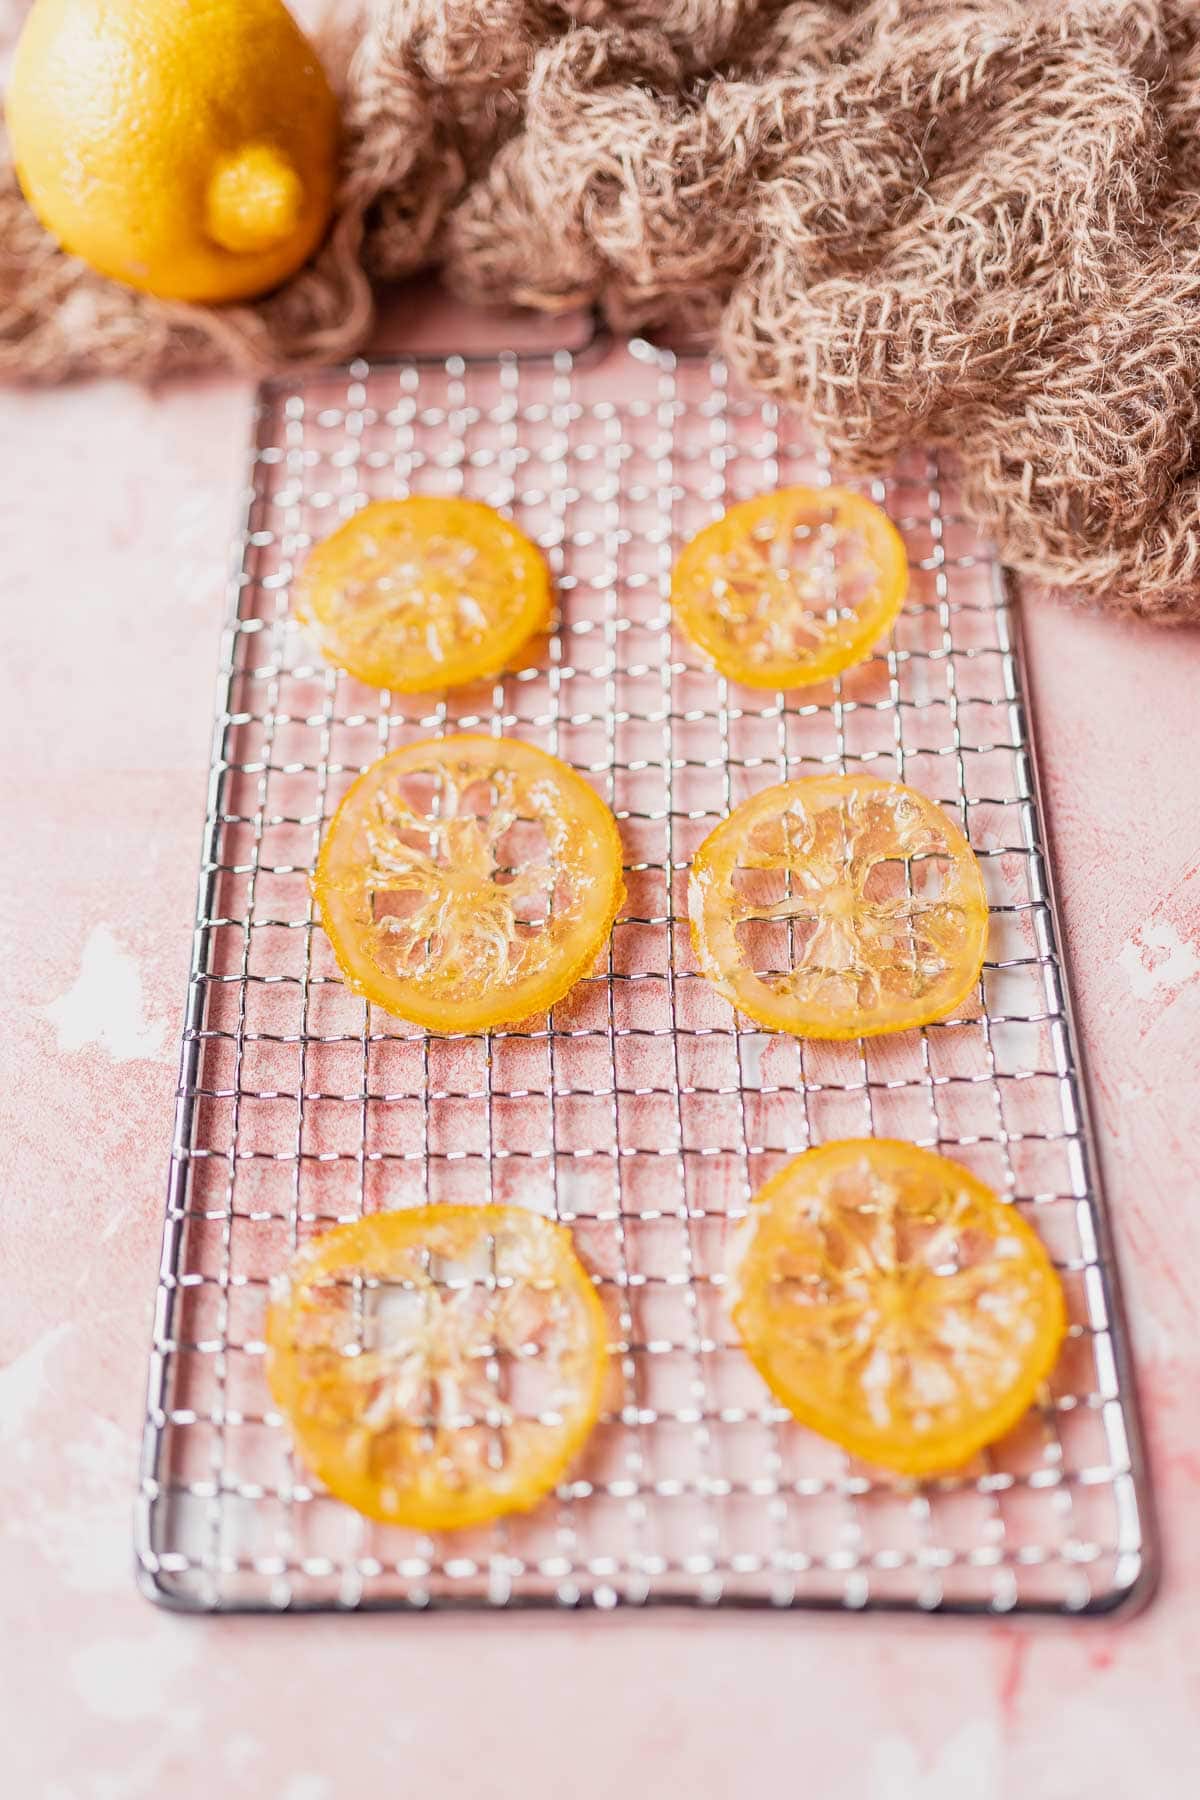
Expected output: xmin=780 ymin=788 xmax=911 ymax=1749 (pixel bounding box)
xmin=135 ymin=322 xmax=1155 ymax=1616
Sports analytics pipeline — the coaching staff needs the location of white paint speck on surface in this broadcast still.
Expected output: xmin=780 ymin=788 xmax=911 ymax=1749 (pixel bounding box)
xmin=47 ymin=1738 xmax=193 ymax=1800
xmin=223 ymin=1734 xmax=264 ymax=1779
xmin=35 ymin=922 xmax=167 ymax=1062
xmin=0 ymin=1321 xmax=72 ymax=1450
xmin=871 ymin=1722 xmax=1001 ymax=1800
xmin=16 ymin=1489 xmax=132 ymax=1597
xmin=69 ymin=1627 xmax=197 ymax=1725
xmin=737 ymin=1033 xmax=767 ymax=1087
xmin=5 ymin=1413 xmax=135 ymax=1595
xmin=1117 ymin=918 xmax=1200 ymax=1001
xmin=281 ymin=1777 xmax=334 ymax=1800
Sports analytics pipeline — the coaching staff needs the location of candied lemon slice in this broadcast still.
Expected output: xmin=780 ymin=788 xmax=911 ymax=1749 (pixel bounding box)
xmin=688 ymin=774 xmax=988 ymax=1038
xmin=267 ymin=1206 xmax=610 ymax=1530
xmin=294 ymin=496 xmax=551 ymax=691
xmin=729 ymin=1140 xmax=1066 ymax=1477
xmin=671 ymin=485 xmax=908 ymax=688
xmin=314 ymin=734 xmax=624 ymax=1032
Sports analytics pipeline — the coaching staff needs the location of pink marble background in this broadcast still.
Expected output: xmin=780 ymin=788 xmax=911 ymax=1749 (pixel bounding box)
xmin=2 ymin=1 xmax=1200 ymax=1786
xmin=0 ymin=294 xmax=1197 ymax=1797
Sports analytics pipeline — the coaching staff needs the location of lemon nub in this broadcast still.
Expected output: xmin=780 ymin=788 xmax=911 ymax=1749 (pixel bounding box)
xmin=205 ymin=144 xmax=305 ymax=253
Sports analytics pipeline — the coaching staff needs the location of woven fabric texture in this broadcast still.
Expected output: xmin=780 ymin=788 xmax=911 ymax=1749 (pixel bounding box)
xmin=4 ymin=0 xmax=1200 ymax=618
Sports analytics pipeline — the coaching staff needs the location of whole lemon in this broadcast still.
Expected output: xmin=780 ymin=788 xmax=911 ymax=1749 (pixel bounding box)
xmin=6 ymin=0 xmax=339 ymax=303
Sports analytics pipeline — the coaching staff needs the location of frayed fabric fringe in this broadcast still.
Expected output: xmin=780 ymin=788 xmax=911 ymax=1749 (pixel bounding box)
xmin=4 ymin=0 xmax=1200 ymax=620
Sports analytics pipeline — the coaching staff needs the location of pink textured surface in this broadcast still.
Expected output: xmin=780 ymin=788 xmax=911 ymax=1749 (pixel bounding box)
xmin=2 ymin=304 xmax=1199 ymax=1793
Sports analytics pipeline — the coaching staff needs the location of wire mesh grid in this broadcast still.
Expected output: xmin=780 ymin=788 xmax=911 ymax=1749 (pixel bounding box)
xmin=135 ymin=328 xmax=1154 ymax=1616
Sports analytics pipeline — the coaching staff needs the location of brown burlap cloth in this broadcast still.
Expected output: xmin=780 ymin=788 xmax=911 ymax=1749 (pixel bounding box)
xmin=4 ymin=0 xmax=1200 ymax=620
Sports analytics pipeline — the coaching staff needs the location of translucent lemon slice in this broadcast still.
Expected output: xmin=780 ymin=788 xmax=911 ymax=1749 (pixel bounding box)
xmin=689 ymin=774 xmax=988 ymax=1038
xmin=315 ymin=735 xmax=625 ymax=1032
xmin=672 ymin=485 xmax=908 ymax=688
xmin=295 ymin=497 xmax=551 ymax=691
xmin=729 ymin=1140 xmax=1066 ymax=1477
xmin=267 ymin=1206 xmax=610 ymax=1530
